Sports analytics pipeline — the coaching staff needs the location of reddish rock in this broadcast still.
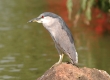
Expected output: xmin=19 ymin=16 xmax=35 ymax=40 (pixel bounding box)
xmin=37 ymin=63 xmax=110 ymax=80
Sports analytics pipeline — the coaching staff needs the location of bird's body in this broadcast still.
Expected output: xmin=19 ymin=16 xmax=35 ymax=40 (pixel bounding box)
xmin=28 ymin=12 xmax=78 ymax=65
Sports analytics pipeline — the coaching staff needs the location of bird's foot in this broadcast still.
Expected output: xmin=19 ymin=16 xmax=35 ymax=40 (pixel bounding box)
xmin=50 ymin=62 xmax=62 ymax=69
xmin=50 ymin=54 xmax=63 ymax=69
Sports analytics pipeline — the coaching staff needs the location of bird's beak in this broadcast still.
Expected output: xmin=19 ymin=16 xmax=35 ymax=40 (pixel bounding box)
xmin=28 ymin=18 xmax=39 ymax=23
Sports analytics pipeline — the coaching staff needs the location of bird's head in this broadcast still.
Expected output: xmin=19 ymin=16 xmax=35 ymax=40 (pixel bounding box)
xmin=28 ymin=12 xmax=61 ymax=26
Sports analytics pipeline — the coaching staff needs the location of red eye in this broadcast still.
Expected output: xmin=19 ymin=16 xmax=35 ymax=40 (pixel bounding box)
xmin=41 ymin=16 xmax=44 ymax=18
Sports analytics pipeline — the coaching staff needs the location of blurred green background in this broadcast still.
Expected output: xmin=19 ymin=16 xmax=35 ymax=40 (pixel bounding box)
xmin=0 ymin=0 xmax=110 ymax=80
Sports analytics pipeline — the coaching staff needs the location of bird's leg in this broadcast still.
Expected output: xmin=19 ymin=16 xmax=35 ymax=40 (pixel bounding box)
xmin=50 ymin=54 xmax=64 ymax=69
xmin=57 ymin=53 xmax=64 ymax=64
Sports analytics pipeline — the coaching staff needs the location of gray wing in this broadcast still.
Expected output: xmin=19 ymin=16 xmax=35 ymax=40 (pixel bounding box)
xmin=56 ymin=17 xmax=78 ymax=64
xmin=58 ymin=17 xmax=74 ymax=43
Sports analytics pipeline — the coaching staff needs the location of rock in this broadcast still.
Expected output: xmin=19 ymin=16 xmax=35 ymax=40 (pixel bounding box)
xmin=37 ymin=63 xmax=110 ymax=80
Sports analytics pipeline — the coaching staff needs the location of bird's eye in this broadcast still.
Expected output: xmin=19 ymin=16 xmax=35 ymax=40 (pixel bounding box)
xmin=41 ymin=16 xmax=44 ymax=18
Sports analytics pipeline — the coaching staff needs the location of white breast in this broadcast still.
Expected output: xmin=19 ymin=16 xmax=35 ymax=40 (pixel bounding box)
xmin=43 ymin=18 xmax=60 ymax=38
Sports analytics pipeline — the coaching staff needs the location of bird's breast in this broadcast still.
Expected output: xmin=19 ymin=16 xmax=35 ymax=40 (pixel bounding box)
xmin=46 ymin=24 xmax=60 ymax=38
xmin=49 ymin=27 xmax=58 ymax=38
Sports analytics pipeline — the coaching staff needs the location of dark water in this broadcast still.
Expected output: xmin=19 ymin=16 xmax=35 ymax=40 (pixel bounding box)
xmin=0 ymin=0 xmax=110 ymax=80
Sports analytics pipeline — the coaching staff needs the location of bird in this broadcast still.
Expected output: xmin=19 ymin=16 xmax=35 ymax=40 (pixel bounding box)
xmin=28 ymin=12 xmax=78 ymax=66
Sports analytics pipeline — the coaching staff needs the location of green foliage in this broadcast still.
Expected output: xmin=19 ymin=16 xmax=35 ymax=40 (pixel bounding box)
xmin=84 ymin=0 xmax=94 ymax=20
xmin=96 ymin=0 xmax=110 ymax=12
xmin=81 ymin=0 xmax=87 ymax=11
xmin=67 ymin=0 xmax=73 ymax=20
xmin=67 ymin=0 xmax=110 ymax=21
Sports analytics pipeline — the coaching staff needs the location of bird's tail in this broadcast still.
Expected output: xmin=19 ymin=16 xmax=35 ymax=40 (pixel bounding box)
xmin=70 ymin=51 xmax=78 ymax=65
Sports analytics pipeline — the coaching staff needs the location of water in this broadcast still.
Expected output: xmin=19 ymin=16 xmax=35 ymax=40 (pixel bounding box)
xmin=0 ymin=0 xmax=51 ymax=80
xmin=0 ymin=0 xmax=110 ymax=80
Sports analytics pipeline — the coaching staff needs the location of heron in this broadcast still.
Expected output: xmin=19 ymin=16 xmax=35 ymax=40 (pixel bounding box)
xmin=28 ymin=12 xmax=78 ymax=66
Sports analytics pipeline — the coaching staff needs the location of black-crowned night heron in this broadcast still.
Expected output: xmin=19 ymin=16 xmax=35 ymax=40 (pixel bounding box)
xmin=28 ymin=12 xmax=78 ymax=65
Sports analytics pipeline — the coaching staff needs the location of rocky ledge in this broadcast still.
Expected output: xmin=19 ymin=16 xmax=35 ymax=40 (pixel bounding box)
xmin=37 ymin=63 xmax=110 ymax=80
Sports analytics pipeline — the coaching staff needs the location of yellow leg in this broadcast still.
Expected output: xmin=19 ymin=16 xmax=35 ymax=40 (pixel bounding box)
xmin=57 ymin=54 xmax=64 ymax=64
xmin=50 ymin=54 xmax=64 ymax=68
